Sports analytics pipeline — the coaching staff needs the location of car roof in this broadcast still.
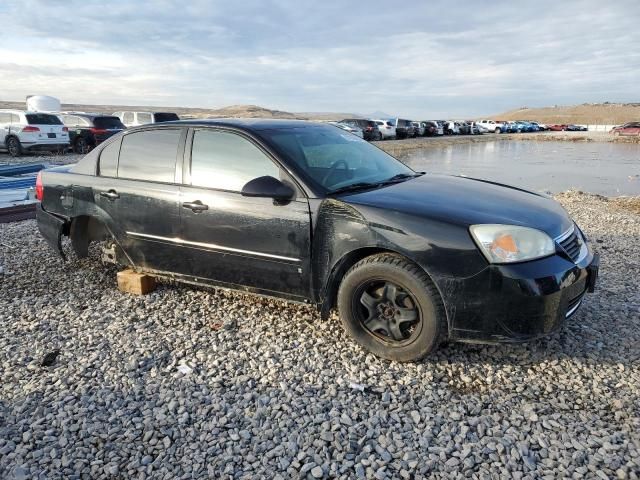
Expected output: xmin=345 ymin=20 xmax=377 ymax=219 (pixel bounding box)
xmin=129 ymin=118 xmax=322 ymax=132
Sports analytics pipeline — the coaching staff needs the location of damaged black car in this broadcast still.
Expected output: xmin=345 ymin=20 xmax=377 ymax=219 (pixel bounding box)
xmin=36 ymin=119 xmax=599 ymax=362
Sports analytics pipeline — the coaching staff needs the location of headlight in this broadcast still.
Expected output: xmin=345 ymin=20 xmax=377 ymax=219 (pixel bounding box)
xmin=469 ymin=224 xmax=555 ymax=264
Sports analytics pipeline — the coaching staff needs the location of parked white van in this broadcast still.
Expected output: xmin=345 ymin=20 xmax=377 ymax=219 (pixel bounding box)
xmin=112 ymin=111 xmax=180 ymax=127
xmin=0 ymin=110 xmax=69 ymax=157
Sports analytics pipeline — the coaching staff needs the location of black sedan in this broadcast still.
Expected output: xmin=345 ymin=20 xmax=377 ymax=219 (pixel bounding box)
xmin=36 ymin=119 xmax=599 ymax=362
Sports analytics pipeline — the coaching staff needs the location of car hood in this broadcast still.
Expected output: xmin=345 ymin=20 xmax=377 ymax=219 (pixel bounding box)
xmin=340 ymin=174 xmax=573 ymax=238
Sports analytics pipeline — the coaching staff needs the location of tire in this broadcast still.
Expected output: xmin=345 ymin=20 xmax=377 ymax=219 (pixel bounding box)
xmin=337 ymin=254 xmax=447 ymax=362
xmin=495 ymin=128 xmax=501 ymax=134
xmin=74 ymin=137 xmax=91 ymax=154
xmin=6 ymin=136 xmax=22 ymax=157
xmin=376 ymin=132 xmax=382 ymax=141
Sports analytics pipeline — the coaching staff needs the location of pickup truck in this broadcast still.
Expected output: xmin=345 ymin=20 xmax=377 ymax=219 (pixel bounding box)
xmin=36 ymin=119 xmax=599 ymax=362
xmin=476 ymin=119 xmax=505 ymax=133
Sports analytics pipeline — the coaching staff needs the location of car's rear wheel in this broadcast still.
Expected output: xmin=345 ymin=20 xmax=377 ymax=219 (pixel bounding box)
xmin=495 ymin=128 xmax=501 ymax=134
xmin=337 ymin=254 xmax=446 ymax=362
xmin=376 ymin=131 xmax=382 ymax=141
xmin=74 ymin=137 xmax=91 ymax=154
xmin=6 ymin=137 xmax=22 ymax=157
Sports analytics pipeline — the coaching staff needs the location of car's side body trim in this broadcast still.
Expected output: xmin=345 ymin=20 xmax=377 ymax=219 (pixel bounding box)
xmin=125 ymin=231 xmax=301 ymax=262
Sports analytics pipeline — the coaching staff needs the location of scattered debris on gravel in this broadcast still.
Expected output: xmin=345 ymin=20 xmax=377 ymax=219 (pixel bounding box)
xmin=0 ymin=192 xmax=638 ymax=479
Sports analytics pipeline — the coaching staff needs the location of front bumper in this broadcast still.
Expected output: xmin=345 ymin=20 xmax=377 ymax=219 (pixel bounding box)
xmin=444 ymin=250 xmax=599 ymax=343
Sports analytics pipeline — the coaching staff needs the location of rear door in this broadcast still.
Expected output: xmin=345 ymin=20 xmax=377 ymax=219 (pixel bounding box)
xmin=0 ymin=112 xmax=10 ymax=145
xmin=628 ymin=123 xmax=640 ymax=135
xmin=93 ymin=128 xmax=187 ymax=272
xmin=177 ymin=127 xmax=312 ymax=298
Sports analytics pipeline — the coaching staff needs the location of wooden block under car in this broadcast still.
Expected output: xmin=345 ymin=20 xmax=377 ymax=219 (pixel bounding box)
xmin=117 ymin=269 xmax=156 ymax=295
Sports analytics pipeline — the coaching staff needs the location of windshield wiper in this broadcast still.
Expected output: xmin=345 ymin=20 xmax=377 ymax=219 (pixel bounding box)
xmin=328 ymin=173 xmax=422 ymax=195
xmin=379 ymin=172 xmax=422 ymax=184
xmin=328 ymin=182 xmax=381 ymax=195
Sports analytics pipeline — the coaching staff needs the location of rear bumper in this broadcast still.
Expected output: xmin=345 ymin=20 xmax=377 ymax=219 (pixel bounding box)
xmin=23 ymin=142 xmax=70 ymax=151
xmin=36 ymin=203 xmax=68 ymax=259
xmin=443 ymin=250 xmax=599 ymax=343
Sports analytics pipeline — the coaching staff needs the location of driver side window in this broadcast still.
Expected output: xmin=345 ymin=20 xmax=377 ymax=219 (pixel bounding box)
xmin=190 ymin=129 xmax=280 ymax=192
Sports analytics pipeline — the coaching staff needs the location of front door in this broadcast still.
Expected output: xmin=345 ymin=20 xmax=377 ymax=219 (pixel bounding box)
xmin=177 ymin=128 xmax=311 ymax=299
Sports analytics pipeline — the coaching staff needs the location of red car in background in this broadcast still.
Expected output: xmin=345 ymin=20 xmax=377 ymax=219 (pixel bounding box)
xmin=548 ymin=124 xmax=568 ymax=131
xmin=610 ymin=122 xmax=640 ymax=136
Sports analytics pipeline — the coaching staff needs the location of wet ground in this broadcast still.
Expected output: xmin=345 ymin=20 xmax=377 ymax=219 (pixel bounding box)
xmin=395 ymin=140 xmax=640 ymax=196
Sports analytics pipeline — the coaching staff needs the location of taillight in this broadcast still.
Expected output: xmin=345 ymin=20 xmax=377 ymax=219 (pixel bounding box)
xmin=22 ymin=126 xmax=40 ymax=133
xmin=62 ymin=127 xmax=69 ymax=132
xmin=35 ymin=171 xmax=43 ymax=201
xmin=90 ymin=128 xmax=108 ymax=134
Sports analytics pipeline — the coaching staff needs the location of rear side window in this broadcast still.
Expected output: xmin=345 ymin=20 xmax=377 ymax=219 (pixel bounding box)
xmin=190 ymin=129 xmax=279 ymax=191
xmin=153 ymin=113 xmax=179 ymax=122
xmin=10 ymin=114 xmax=20 ymax=124
xmin=26 ymin=114 xmax=62 ymax=125
xmin=136 ymin=113 xmax=153 ymax=124
xmin=94 ymin=116 xmax=125 ymax=129
xmin=122 ymin=112 xmax=134 ymax=124
xmin=99 ymin=139 xmax=121 ymax=177
xmin=0 ymin=113 xmax=10 ymax=123
xmin=118 ymin=129 xmax=181 ymax=182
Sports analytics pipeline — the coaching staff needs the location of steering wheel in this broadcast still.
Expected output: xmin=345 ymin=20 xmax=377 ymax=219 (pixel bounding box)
xmin=321 ymin=159 xmax=349 ymax=187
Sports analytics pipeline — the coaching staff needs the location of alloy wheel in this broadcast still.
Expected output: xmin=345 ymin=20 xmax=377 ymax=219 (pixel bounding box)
xmin=76 ymin=138 xmax=89 ymax=154
xmin=354 ymin=280 xmax=422 ymax=344
xmin=7 ymin=138 xmax=20 ymax=157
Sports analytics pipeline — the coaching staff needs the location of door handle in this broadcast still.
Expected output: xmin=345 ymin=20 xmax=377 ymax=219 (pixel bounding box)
xmin=100 ymin=190 xmax=120 ymax=200
xmin=182 ymin=200 xmax=209 ymax=213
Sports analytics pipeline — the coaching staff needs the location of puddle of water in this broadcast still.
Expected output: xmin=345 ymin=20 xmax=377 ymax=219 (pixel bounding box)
xmin=396 ymin=141 xmax=640 ymax=196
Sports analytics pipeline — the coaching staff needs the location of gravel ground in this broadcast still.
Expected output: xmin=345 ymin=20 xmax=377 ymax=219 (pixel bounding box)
xmin=0 ymin=152 xmax=83 ymax=167
xmin=0 ymin=191 xmax=638 ymax=479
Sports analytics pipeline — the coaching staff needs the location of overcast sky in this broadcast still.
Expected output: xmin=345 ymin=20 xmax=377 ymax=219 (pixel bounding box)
xmin=0 ymin=0 xmax=638 ymax=117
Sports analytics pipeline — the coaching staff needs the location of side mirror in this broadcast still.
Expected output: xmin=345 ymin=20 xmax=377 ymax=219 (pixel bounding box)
xmin=241 ymin=176 xmax=295 ymax=202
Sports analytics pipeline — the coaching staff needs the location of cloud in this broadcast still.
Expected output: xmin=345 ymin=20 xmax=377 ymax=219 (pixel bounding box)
xmin=0 ymin=0 xmax=638 ymax=117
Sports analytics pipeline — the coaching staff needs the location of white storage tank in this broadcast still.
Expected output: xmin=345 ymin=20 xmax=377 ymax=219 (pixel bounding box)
xmin=26 ymin=95 xmax=61 ymax=112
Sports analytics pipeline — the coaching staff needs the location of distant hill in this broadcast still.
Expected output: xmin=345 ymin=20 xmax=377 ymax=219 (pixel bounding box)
xmin=0 ymin=100 xmax=307 ymax=119
xmin=494 ymin=103 xmax=640 ymax=124
xmin=0 ymin=99 xmax=377 ymax=121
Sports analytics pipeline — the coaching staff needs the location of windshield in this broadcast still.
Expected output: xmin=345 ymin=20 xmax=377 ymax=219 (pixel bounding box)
xmin=258 ymin=124 xmax=415 ymax=193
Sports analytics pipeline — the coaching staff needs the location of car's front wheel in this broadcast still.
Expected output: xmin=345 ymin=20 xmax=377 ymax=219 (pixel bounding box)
xmin=6 ymin=136 xmax=22 ymax=157
xmin=337 ymin=254 xmax=446 ymax=362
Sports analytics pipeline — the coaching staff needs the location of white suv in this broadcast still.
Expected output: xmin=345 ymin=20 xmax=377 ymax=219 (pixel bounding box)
xmin=373 ymin=119 xmax=397 ymax=139
xmin=0 ymin=110 xmax=70 ymax=157
xmin=113 ymin=111 xmax=180 ymax=127
xmin=476 ymin=119 xmax=505 ymax=133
